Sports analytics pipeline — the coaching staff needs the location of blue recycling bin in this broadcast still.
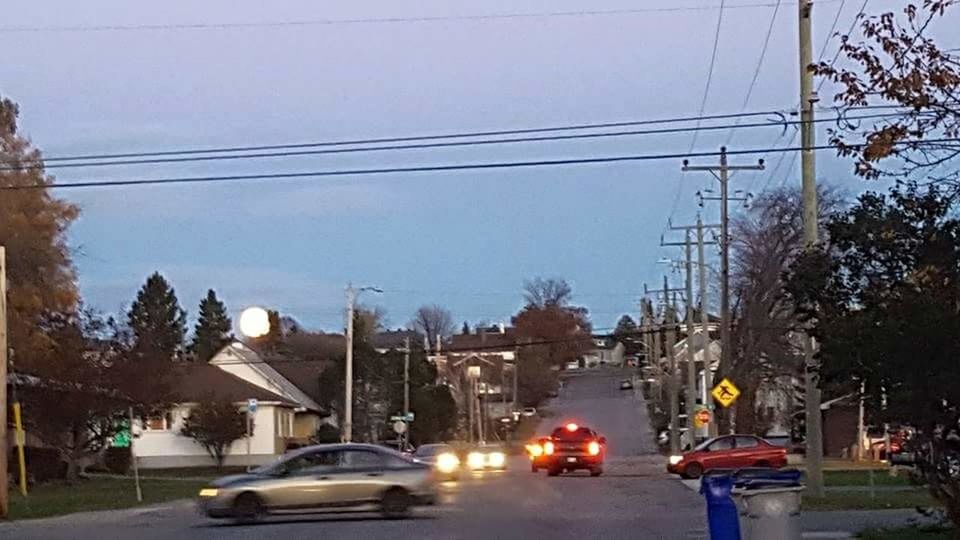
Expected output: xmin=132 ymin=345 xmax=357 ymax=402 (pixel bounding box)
xmin=700 ymin=474 xmax=741 ymax=540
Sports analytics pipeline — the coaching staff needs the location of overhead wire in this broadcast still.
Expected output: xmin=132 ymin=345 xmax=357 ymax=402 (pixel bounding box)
xmin=0 ymin=2 xmax=845 ymax=34
xmin=6 ymin=138 xmax=957 ymax=191
xmin=724 ymin=0 xmax=783 ymax=147
xmin=1 ymin=112 xmax=904 ymax=172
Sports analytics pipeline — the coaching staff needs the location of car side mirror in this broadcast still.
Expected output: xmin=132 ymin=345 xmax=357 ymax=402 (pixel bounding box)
xmin=599 ymin=437 xmax=607 ymax=445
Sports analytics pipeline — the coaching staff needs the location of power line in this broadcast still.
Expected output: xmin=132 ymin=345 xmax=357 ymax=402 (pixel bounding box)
xmin=6 ymin=137 xmax=957 ymax=191
xmin=0 ymin=2 xmax=843 ymax=34
xmin=724 ymin=0 xmax=783 ymax=147
xmin=669 ymin=0 xmax=728 ymax=228
xmin=2 ymin=112 xmax=905 ymax=172
xmin=816 ymin=0 xmax=867 ymax=94
xmin=36 ymin=110 xmax=786 ymax=163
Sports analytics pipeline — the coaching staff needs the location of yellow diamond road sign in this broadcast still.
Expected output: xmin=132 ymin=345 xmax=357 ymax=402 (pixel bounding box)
xmin=711 ymin=378 xmax=741 ymax=408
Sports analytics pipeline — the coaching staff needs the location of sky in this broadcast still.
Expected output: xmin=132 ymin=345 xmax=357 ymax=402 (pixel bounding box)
xmin=2 ymin=0 xmax=954 ymax=334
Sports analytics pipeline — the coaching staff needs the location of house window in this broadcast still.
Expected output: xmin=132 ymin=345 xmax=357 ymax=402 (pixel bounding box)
xmin=145 ymin=411 xmax=173 ymax=431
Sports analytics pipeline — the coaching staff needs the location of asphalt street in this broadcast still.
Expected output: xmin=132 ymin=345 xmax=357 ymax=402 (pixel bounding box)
xmin=2 ymin=369 xmax=708 ymax=540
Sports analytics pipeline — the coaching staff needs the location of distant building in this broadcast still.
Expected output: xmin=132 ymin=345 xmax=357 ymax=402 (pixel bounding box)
xmin=583 ymin=337 xmax=625 ymax=367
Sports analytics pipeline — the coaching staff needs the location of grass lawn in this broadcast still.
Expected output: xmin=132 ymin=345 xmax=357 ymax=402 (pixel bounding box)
xmin=802 ymin=489 xmax=939 ymax=511
xmin=138 ymin=466 xmax=247 ymax=480
xmin=825 ymin=470 xmax=914 ymax=487
xmin=858 ymin=524 xmax=955 ymax=539
xmin=9 ymin=477 xmax=206 ymax=520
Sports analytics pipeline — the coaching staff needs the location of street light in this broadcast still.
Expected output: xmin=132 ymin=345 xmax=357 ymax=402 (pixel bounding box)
xmin=343 ymin=284 xmax=383 ymax=443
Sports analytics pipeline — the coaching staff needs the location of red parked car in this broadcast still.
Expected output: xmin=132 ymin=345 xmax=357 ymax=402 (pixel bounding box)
xmin=667 ymin=435 xmax=787 ymax=479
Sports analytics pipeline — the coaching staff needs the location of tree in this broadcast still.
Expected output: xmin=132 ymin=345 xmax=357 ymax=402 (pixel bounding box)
xmin=815 ymin=2 xmax=960 ymax=184
xmin=513 ymin=278 xmax=592 ymax=405
xmin=725 ymin=186 xmax=844 ymax=434
xmin=411 ymin=304 xmax=454 ymax=348
xmin=19 ymin=310 xmax=129 ymax=482
xmin=191 ymin=289 xmax=233 ymax=362
xmin=181 ymin=397 xmax=247 ymax=469
xmin=786 ymin=182 xmax=960 ymax=525
xmin=522 ymin=277 xmax=573 ymax=308
xmin=0 ymin=96 xmax=80 ymax=370
xmin=128 ymin=272 xmax=187 ymax=361
xmin=613 ymin=314 xmax=642 ymax=356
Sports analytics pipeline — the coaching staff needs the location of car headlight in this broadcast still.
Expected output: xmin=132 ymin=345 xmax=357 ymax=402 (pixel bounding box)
xmin=527 ymin=444 xmax=543 ymax=457
xmin=467 ymin=452 xmax=485 ymax=469
xmin=198 ymin=488 xmax=219 ymax=497
xmin=668 ymin=455 xmax=684 ymax=466
xmin=436 ymin=452 xmax=460 ymax=474
xmin=487 ymin=452 xmax=506 ymax=468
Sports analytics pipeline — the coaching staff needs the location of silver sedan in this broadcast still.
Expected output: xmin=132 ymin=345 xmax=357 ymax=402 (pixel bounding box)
xmin=197 ymin=443 xmax=438 ymax=521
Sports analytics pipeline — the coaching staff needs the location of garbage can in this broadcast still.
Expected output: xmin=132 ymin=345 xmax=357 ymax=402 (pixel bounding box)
xmin=700 ymin=473 xmax=741 ymax=540
xmin=732 ymin=470 xmax=803 ymax=540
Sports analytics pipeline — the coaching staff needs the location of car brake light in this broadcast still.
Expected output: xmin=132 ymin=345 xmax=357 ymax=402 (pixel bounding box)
xmin=566 ymin=423 xmax=579 ymax=432
xmin=544 ymin=441 xmax=555 ymax=455
xmin=588 ymin=441 xmax=601 ymax=456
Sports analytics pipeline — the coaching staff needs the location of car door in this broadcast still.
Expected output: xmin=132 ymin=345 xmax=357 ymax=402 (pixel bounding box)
xmin=733 ymin=436 xmax=763 ymax=467
xmin=262 ymin=448 xmax=341 ymax=510
xmin=701 ymin=436 xmax=736 ymax=470
xmin=334 ymin=449 xmax=392 ymax=505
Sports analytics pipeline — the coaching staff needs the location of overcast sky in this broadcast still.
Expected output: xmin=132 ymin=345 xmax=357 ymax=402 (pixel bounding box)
xmin=3 ymin=0 xmax=952 ymax=333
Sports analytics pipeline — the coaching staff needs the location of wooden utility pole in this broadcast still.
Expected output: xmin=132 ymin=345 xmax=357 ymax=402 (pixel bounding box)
xmin=798 ymin=0 xmax=824 ymax=497
xmin=665 ymin=221 xmax=718 ymax=444
xmin=403 ymin=337 xmax=410 ymax=449
xmin=0 ymin=247 xmax=7 ymax=518
xmin=683 ymin=148 xmax=764 ymax=431
xmin=646 ymin=277 xmax=684 ymax=453
xmin=344 ymin=284 xmax=355 ymax=443
xmin=697 ymin=217 xmax=719 ymax=438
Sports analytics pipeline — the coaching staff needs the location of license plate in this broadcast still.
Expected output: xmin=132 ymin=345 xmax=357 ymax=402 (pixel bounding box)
xmin=567 ymin=457 xmax=577 ymax=463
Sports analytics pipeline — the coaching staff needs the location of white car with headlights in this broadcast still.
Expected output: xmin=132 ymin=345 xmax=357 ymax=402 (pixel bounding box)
xmin=412 ymin=443 xmax=461 ymax=481
xmin=465 ymin=444 xmax=508 ymax=471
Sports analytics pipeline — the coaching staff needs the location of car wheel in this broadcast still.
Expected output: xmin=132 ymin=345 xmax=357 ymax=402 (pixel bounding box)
xmin=684 ymin=463 xmax=703 ymax=480
xmin=232 ymin=492 xmax=264 ymax=523
xmin=590 ymin=467 xmax=603 ymax=477
xmin=547 ymin=466 xmax=561 ymax=477
xmin=531 ymin=463 xmax=538 ymax=473
xmin=380 ymin=488 xmax=412 ymax=519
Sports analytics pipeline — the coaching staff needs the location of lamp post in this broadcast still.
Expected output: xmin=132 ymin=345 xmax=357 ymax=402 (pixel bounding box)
xmin=344 ymin=284 xmax=382 ymax=443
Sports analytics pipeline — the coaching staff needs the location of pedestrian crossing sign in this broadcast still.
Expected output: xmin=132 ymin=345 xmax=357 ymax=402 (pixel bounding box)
xmin=711 ymin=378 xmax=740 ymax=408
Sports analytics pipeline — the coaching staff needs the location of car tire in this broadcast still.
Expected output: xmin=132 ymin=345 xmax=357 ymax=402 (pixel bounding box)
xmin=590 ymin=467 xmax=603 ymax=477
xmin=232 ymin=492 xmax=264 ymax=523
xmin=684 ymin=462 xmax=703 ymax=480
xmin=531 ymin=463 xmax=538 ymax=473
xmin=380 ymin=488 xmax=412 ymax=519
xmin=547 ymin=466 xmax=561 ymax=477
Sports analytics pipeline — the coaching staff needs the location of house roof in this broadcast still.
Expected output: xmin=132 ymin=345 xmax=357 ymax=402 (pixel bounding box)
xmin=262 ymin=355 xmax=331 ymax=406
xmin=211 ymin=342 xmax=325 ymax=413
xmin=448 ymin=328 xmax=517 ymax=352
xmin=373 ymin=329 xmax=424 ymax=351
xmin=169 ymin=363 xmax=297 ymax=406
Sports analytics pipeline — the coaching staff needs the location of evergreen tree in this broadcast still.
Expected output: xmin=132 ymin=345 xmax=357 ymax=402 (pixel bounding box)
xmin=128 ymin=272 xmax=187 ymax=361
xmin=461 ymin=321 xmax=471 ymax=335
xmin=192 ymin=289 xmax=233 ymax=362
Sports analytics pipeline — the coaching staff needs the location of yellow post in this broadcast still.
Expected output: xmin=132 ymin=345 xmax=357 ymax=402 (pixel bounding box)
xmin=13 ymin=402 xmax=27 ymax=496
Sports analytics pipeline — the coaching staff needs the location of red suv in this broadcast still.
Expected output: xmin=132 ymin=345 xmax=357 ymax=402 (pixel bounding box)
xmin=667 ymin=435 xmax=787 ymax=479
xmin=541 ymin=423 xmax=607 ymax=477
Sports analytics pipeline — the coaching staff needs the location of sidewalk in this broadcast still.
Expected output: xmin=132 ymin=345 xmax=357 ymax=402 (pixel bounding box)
xmin=801 ymin=508 xmax=937 ymax=535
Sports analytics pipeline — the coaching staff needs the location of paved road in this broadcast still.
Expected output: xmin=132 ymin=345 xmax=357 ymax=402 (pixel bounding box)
xmin=3 ymin=369 xmax=707 ymax=539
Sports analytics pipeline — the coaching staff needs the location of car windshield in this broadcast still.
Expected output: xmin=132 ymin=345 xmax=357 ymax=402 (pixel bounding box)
xmin=552 ymin=427 xmax=595 ymax=441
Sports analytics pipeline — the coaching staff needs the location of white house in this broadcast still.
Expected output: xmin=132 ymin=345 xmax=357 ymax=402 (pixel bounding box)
xmin=583 ymin=337 xmax=625 ymax=367
xmin=135 ymin=343 xmax=331 ymax=469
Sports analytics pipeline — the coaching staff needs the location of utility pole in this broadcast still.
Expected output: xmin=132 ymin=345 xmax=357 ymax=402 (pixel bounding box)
xmin=403 ymin=336 xmax=410 ymax=449
xmin=683 ymin=148 xmax=764 ymax=431
xmin=344 ymin=284 xmax=355 ymax=443
xmin=697 ymin=217 xmax=719 ymax=438
xmin=0 ymin=247 xmax=8 ymax=518
xmin=646 ymin=277 xmax=684 ymax=453
xmin=799 ymin=0 xmax=824 ymax=498
xmin=665 ymin=221 xmax=719 ymax=445
xmin=665 ymin=290 xmax=680 ymax=454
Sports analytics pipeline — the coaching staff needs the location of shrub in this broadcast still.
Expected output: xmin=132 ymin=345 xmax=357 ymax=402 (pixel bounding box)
xmin=104 ymin=447 xmax=132 ymax=475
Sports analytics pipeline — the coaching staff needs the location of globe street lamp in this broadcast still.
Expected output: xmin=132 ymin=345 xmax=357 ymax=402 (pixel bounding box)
xmin=343 ymin=284 xmax=382 ymax=443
